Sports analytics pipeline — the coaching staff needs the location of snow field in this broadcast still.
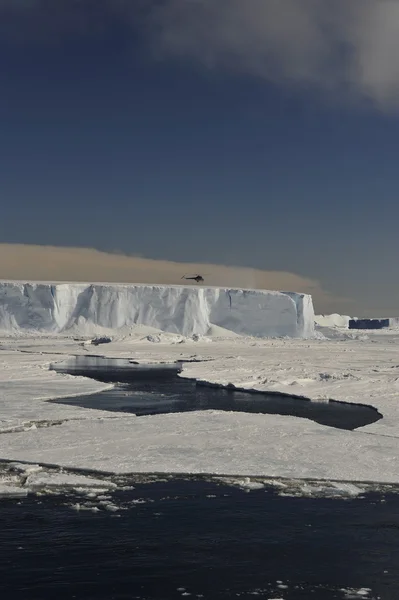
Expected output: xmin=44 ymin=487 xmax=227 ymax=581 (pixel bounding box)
xmin=1 ymin=327 xmax=399 ymax=484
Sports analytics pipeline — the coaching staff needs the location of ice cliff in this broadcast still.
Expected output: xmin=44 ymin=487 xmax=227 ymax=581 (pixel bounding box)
xmin=0 ymin=282 xmax=315 ymax=338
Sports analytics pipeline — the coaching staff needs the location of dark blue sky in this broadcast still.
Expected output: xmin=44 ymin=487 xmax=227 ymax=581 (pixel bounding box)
xmin=1 ymin=1 xmax=399 ymax=309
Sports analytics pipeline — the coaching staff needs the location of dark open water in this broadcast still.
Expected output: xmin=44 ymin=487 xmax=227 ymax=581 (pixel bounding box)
xmin=0 ymin=478 xmax=397 ymax=599
xmin=50 ymin=357 xmax=381 ymax=431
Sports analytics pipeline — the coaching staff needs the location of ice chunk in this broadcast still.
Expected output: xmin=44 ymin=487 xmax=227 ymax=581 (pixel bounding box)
xmin=340 ymin=588 xmax=372 ymax=599
xmin=0 ymin=484 xmax=28 ymax=498
xmin=25 ymin=471 xmax=117 ymax=490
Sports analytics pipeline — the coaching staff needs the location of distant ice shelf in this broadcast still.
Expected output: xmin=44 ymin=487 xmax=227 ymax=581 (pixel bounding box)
xmin=349 ymin=317 xmax=399 ymax=330
xmin=315 ymin=314 xmax=399 ymax=331
xmin=0 ymin=281 xmax=314 ymax=338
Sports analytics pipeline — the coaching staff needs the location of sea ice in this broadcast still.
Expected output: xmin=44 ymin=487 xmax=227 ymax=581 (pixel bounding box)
xmin=1 ymin=301 xmax=399 ymax=485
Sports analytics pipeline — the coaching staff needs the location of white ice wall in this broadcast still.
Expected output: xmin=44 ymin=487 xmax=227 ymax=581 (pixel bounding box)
xmin=0 ymin=282 xmax=315 ymax=338
xmin=315 ymin=314 xmax=351 ymax=328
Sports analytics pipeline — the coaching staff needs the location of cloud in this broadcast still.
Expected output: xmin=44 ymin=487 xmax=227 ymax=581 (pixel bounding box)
xmin=0 ymin=243 xmax=348 ymax=314
xmin=143 ymin=0 xmax=399 ymax=110
xmin=2 ymin=0 xmax=399 ymax=109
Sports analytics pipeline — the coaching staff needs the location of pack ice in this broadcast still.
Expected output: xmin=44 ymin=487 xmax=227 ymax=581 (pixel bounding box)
xmin=0 ymin=282 xmax=314 ymax=338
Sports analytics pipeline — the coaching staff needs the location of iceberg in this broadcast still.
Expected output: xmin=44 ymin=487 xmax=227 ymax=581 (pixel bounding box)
xmin=0 ymin=281 xmax=314 ymax=338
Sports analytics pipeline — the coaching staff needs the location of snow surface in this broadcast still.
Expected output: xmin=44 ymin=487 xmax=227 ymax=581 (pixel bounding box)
xmin=2 ymin=325 xmax=399 ymax=484
xmin=315 ymin=314 xmax=351 ymax=328
xmin=0 ymin=281 xmax=314 ymax=338
xmin=1 ymin=280 xmax=399 ymax=487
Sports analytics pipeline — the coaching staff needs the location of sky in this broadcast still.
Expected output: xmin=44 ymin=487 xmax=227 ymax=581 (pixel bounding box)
xmin=1 ymin=0 xmax=399 ymax=315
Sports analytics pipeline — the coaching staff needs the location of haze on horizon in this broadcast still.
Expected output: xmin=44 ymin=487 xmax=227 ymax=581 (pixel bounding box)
xmin=1 ymin=1 xmax=399 ymax=316
xmin=0 ymin=243 xmax=368 ymax=317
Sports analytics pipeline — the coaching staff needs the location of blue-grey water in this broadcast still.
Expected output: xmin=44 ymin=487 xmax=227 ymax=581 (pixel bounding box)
xmin=0 ymin=477 xmax=397 ymax=599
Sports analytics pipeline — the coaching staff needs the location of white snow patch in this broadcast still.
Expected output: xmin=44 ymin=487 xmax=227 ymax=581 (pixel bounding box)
xmin=315 ymin=314 xmax=351 ymax=328
xmin=24 ymin=471 xmax=117 ymax=490
xmin=206 ymin=324 xmax=241 ymax=338
xmin=8 ymin=462 xmax=43 ymax=475
xmin=228 ymin=477 xmax=266 ymax=491
xmin=330 ymin=482 xmax=365 ymax=497
xmin=69 ymin=503 xmax=101 ymax=513
xmin=293 ymin=481 xmax=366 ymax=499
xmin=217 ymin=477 xmax=366 ymax=498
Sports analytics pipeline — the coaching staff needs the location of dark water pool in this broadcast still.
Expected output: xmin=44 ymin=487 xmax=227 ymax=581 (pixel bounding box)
xmin=50 ymin=357 xmax=382 ymax=431
xmin=0 ymin=477 xmax=397 ymax=599
xmin=50 ymin=355 xmax=182 ymax=383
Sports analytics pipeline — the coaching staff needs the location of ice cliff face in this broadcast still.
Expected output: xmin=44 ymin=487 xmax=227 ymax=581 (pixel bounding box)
xmin=0 ymin=282 xmax=315 ymax=338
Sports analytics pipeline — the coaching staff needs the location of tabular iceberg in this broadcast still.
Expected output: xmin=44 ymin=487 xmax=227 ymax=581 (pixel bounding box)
xmin=0 ymin=282 xmax=315 ymax=338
